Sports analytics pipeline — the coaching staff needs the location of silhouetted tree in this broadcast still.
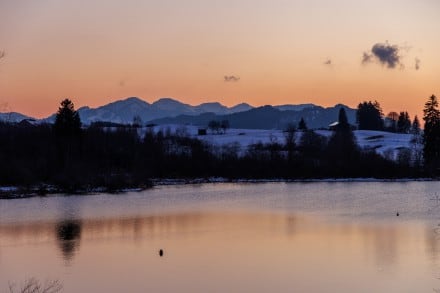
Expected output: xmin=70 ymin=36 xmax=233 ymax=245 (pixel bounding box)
xmin=208 ymin=120 xmax=221 ymax=134
xmin=338 ymin=107 xmax=349 ymax=130
xmin=386 ymin=111 xmax=398 ymax=132
xmin=397 ymin=148 xmax=412 ymax=168
xmin=53 ymin=99 xmax=82 ymax=187
xmin=327 ymin=108 xmax=359 ymax=174
xmin=298 ymin=117 xmax=307 ymax=130
xmin=411 ymin=115 xmax=421 ymax=134
xmin=208 ymin=120 xmax=230 ymax=134
xmin=299 ymin=130 xmax=327 ymax=157
xmin=54 ymin=99 xmax=81 ymax=137
xmin=221 ymin=120 xmax=230 ymax=134
xmin=410 ymin=116 xmax=423 ymax=168
xmin=132 ymin=115 xmax=142 ymax=127
xmin=356 ymin=101 xmax=383 ymax=130
xmin=423 ymin=94 xmax=440 ymax=172
xmin=284 ymin=123 xmax=296 ymax=161
xmin=397 ymin=111 xmax=411 ymax=133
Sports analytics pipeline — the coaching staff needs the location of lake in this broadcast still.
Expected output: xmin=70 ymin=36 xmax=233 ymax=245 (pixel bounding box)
xmin=1 ymin=182 xmax=440 ymax=292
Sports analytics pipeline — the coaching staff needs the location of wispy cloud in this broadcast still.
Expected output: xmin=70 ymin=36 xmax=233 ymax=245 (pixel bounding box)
xmin=224 ymin=75 xmax=240 ymax=82
xmin=362 ymin=52 xmax=373 ymax=64
xmin=323 ymin=59 xmax=332 ymax=66
xmin=415 ymin=58 xmax=421 ymax=70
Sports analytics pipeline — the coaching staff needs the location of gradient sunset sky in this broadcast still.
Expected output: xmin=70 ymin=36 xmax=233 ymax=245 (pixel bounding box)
xmin=0 ymin=0 xmax=439 ymax=118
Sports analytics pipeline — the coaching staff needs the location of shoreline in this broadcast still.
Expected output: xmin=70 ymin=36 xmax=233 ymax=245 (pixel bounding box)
xmin=152 ymin=177 xmax=435 ymax=185
xmin=0 ymin=177 xmax=436 ymax=199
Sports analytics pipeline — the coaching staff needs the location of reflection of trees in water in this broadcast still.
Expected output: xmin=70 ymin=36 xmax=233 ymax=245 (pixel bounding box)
xmin=426 ymin=194 xmax=440 ymax=270
xmin=56 ymin=220 xmax=82 ymax=262
xmin=285 ymin=215 xmax=399 ymax=267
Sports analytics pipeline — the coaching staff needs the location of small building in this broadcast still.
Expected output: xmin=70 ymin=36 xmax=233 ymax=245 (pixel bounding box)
xmin=328 ymin=121 xmax=356 ymax=131
xmin=328 ymin=121 xmax=339 ymax=130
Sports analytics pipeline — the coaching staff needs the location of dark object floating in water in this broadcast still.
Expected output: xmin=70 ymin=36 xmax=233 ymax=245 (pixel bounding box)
xmin=159 ymin=249 xmax=163 ymax=257
xmin=396 ymin=212 xmax=399 ymax=216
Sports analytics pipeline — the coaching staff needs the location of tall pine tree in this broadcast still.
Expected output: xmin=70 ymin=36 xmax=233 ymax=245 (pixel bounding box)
xmin=423 ymin=95 xmax=440 ymax=173
xmin=54 ymin=99 xmax=81 ymax=137
xmin=327 ymin=108 xmax=359 ymax=174
xmin=53 ymin=99 xmax=82 ymax=180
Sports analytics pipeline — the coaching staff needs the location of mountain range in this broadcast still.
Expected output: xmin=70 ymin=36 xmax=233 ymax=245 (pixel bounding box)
xmin=0 ymin=97 xmax=356 ymax=130
xmin=149 ymin=103 xmax=356 ymax=130
xmin=0 ymin=112 xmax=33 ymax=123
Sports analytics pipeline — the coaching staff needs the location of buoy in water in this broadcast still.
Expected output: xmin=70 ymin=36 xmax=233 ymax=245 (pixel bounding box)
xmin=159 ymin=249 xmax=163 ymax=257
xmin=396 ymin=212 xmax=399 ymax=217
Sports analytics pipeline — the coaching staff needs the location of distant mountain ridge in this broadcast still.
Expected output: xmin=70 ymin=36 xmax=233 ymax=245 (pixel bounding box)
xmin=151 ymin=103 xmax=356 ymax=130
xmin=43 ymin=97 xmax=256 ymax=124
xmin=43 ymin=97 xmax=318 ymax=126
xmin=2 ymin=97 xmax=356 ymax=129
xmin=0 ymin=112 xmax=33 ymax=123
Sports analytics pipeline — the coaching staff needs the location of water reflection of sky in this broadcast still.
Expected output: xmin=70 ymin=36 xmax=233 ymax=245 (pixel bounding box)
xmin=0 ymin=212 xmax=440 ymax=292
xmin=1 ymin=182 xmax=440 ymax=292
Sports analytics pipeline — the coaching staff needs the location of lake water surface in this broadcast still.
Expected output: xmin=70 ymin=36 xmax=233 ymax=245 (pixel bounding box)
xmin=1 ymin=182 xmax=440 ymax=292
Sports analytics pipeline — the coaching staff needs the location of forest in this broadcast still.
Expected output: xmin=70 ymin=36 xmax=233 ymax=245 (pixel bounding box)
xmin=0 ymin=95 xmax=439 ymax=195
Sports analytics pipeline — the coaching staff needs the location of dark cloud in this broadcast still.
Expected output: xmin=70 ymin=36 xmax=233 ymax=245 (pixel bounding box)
xmin=224 ymin=75 xmax=240 ymax=82
xmin=415 ymin=58 xmax=421 ymax=70
xmin=362 ymin=42 xmax=402 ymax=69
xmin=371 ymin=43 xmax=401 ymax=68
xmin=323 ymin=59 xmax=332 ymax=65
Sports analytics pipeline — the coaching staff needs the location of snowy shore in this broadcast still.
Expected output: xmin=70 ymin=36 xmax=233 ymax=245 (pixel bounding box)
xmin=1 ymin=177 xmax=435 ymax=199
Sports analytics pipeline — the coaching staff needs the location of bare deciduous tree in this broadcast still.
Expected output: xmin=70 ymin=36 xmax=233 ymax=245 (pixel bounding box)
xmin=8 ymin=278 xmax=62 ymax=293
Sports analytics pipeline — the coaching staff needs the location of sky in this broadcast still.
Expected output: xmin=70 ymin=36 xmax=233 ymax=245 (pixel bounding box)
xmin=0 ymin=0 xmax=439 ymax=119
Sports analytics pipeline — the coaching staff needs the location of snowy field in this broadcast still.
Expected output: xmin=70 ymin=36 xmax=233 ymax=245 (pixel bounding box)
xmin=144 ymin=124 xmax=415 ymax=158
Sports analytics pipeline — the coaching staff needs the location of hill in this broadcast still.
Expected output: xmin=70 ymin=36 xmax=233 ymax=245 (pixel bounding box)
xmin=151 ymin=104 xmax=356 ymax=130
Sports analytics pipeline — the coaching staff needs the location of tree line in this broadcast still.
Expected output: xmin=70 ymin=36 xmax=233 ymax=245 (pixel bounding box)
xmin=0 ymin=96 xmax=430 ymax=192
xmin=356 ymin=100 xmax=420 ymax=133
xmin=0 ymin=96 xmax=439 ymax=193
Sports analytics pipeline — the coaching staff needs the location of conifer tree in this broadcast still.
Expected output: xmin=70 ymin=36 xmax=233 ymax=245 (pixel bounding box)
xmin=423 ymin=95 xmax=440 ymax=172
xmin=397 ymin=111 xmax=411 ymax=133
xmin=298 ymin=117 xmax=307 ymax=130
xmin=54 ymin=99 xmax=81 ymax=137
xmin=327 ymin=108 xmax=358 ymax=168
xmin=356 ymin=101 xmax=384 ymax=130
xmin=410 ymin=115 xmax=423 ymax=168
xmin=411 ymin=115 xmax=421 ymax=134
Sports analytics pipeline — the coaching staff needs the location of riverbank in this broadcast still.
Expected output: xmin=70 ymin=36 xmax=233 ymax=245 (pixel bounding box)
xmin=0 ymin=185 xmax=149 ymax=199
xmin=0 ymin=177 xmax=436 ymax=199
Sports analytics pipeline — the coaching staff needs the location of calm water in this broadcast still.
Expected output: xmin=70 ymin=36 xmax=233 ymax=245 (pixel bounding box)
xmin=1 ymin=182 xmax=440 ymax=292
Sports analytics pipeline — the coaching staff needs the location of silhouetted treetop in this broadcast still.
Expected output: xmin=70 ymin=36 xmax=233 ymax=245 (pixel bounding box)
xmin=423 ymin=94 xmax=440 ymax=172
xmin=411 ymin=115 xmax=421 ymax=134
xmin=327 ymin=108 xmax=358 ymax=164
xmin=356 ymin=101 xmax=383 ymax=130
xmin=54 ymin=99 xmax=81 ymax=137
xmin=298 ymin=117 xmax=307 ymax=130
xmin=338 ymin=108 xmax=349 ymax=130
xmin=397 ymin=111 xmax=411 ymax=133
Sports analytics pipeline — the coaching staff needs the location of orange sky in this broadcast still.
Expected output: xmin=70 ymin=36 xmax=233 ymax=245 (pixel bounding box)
xmin=0 ymin=0 xmax=439 ymax=119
